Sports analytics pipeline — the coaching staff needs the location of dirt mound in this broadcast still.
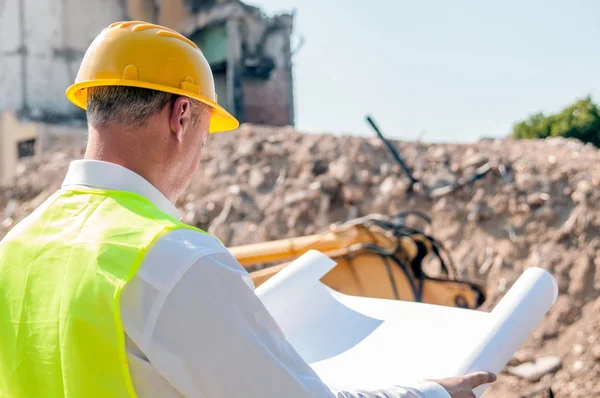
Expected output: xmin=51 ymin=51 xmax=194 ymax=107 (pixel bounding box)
xmin=2 ymin=124 xmax=599 ymax=397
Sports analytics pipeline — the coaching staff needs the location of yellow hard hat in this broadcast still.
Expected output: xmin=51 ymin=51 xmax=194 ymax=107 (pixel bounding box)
xmin=66 ymin=21 xmax=239 ymax=133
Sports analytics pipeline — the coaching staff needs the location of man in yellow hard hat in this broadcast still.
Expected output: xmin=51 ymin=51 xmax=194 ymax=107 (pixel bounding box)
xmin=0 ymin=21 xmax=495 ymax=398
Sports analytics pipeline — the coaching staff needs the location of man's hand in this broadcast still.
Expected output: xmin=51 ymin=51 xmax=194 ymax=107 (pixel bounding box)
xmin=433 ymin=371 xmax=497 ymax=398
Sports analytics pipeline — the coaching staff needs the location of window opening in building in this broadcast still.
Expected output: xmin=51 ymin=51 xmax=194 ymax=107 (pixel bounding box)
xmin=17 ymin=138 xmax=36 ymax=159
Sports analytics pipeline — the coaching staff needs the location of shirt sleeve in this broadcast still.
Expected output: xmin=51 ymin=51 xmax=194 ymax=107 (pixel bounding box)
xmin=330 ymin=381 xmax=451 ymax=398
xmin=143 ymin=249 xmax=451 ymax=398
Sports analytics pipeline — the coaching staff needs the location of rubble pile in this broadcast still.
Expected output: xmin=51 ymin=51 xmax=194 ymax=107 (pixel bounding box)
xmin=2 ymin=124 xmax=600 ymax=397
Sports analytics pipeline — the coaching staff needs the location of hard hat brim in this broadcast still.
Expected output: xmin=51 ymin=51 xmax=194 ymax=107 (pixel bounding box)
xmin=66 ymin=80 xmax=240 ymax=134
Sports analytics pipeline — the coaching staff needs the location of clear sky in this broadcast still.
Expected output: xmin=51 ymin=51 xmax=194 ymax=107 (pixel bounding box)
xmin=246 ymin=0 xmax=600 ymax=143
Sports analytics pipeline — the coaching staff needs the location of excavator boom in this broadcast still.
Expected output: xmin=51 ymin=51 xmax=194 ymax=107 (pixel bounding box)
xmin=229 ymin=213 xmax=486 ymax=310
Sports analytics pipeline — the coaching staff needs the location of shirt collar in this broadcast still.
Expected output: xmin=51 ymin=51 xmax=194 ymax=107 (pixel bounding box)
xmin=61 ymin=159 xmax=182 ymax=220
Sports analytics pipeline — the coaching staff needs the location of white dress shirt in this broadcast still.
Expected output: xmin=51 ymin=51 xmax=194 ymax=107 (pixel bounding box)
xmin=61 ymin=159 xmax=450 ymax=398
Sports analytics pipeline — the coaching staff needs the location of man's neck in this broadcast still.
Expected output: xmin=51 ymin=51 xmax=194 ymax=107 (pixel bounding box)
xmin=84 ymin=133 xmax=177 ymax=203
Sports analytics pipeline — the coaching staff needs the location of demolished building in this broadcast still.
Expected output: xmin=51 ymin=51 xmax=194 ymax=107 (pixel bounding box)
xmin=125 ymin=0 xmax=296 ymax=126
xmin=0 ymin=0 xmax=295 ymax=181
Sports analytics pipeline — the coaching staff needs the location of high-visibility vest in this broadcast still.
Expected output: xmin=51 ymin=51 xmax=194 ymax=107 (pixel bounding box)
xmin=0 ymin=188 xmax=209 ymax=397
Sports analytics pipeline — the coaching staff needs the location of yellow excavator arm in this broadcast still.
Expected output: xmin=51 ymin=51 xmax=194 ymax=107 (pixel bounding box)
xmin=230 ymin=213 xmax=486 ymax=310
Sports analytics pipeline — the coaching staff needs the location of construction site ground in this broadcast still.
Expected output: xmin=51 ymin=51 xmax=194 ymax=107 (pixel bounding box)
xmin=2 ymin=125 xmax=599 ymax=397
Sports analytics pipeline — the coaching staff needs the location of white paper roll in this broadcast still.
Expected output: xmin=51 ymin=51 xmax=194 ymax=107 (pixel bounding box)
xmin=452 ymin=267 xmax=558 ymax=397
xmin=257 ymin=252 xmax=558 ymax=397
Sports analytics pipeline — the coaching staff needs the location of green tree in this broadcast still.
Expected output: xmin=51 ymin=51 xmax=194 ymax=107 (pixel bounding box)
xmin=512 ymin=96 xmax=600 ymax=147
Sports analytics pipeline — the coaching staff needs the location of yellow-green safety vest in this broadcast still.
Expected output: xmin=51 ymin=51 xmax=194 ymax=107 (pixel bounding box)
xmin=0 ymin=188 xmax=209 ymax=397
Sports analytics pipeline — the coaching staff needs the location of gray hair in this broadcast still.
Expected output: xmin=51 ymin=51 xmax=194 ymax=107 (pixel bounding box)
xmin=86 ymin=86 xmax=209 ymax=127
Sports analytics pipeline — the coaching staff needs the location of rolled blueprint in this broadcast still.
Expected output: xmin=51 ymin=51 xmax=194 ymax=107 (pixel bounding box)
xmin=257 ymin=251 xmax=558 ymax=397
xmin=452 ymin=267 xmax=558 ymax=397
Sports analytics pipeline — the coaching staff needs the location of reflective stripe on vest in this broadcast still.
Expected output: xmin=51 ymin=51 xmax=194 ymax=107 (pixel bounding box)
xmin=0 ymin=188 xmax=209 ymax=397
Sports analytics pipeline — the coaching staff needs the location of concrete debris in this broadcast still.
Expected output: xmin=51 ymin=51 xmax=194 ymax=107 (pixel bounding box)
xmin=571 ymin=360 xmax=585 ymax=373
xmin=507 ymin=356 xmax=563 ymax=381
xmin=518 ymin=386 xmax=555 ymax=398
xmin=572 ymin=344 xmax=584 ymax=356
xmin=462 ymin=152 xmax=488 ymax=168
xmin=527 ymin=192 xmax=550 ymax=207
xmin=2 ymin=127 xmax=600 ymax=397
xmin=592 ymin=346 xmax=600 ymax=361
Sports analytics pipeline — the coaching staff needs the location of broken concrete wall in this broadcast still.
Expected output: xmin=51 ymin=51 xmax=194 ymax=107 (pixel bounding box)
xmin=240 ymin=14 xmax=294 ymax=126
xmin=0 ymin=112 xmax=38 ymax=182
xmin=38 ymin=121 xmax=87 ymax=153
xmin=128 ymin=0 xmax=295 ymax=126
xmin=126 ymin=0 xmax=196 ymax=30
xmin=0 ymin=0 xmax=25 ymax=111
xmin=0 ymin=0 xmax=121 ymax=181
xmin=0 ymin=111 xmax=86 ymax=182
xmin=125 ymin=0 xmax=155 ymax=24
xmin=0 ymin=0 xmax=125 ymax=118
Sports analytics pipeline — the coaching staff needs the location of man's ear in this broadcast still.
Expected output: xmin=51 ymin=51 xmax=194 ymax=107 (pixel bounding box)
xmin=169 ymin=96 xmax=192 ymax=142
